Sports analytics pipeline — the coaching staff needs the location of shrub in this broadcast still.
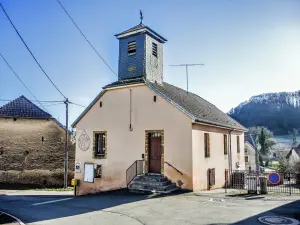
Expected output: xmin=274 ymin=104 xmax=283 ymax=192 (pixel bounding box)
xmin=0 ymin=169 xmax=74 ymax=188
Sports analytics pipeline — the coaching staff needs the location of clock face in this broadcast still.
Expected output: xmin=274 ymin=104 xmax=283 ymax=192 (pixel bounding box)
xmin=128 ymin=65 xmax=136 ymax=72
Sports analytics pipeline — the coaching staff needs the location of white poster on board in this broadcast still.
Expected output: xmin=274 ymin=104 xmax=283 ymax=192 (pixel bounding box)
xmin=84 ymin=163 xmax=94 ymax=183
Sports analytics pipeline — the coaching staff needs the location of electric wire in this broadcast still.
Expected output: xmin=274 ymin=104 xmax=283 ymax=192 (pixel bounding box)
xmin=0 ymin=52 xmax=49 ymax=112
xmin=56 ymin=0 xmax=118 ymax=78
xmin=0 ymin=2 xmax=66 ymax=99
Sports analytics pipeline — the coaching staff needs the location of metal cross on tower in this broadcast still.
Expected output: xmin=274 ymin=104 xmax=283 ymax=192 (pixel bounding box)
xmin=169 ymin=64 xmax=204 ymax=93
xmin=140 ymin=10 xmax=144 ymax=24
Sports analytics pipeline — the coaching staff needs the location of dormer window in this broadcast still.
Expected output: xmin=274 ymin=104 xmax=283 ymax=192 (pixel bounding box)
xmin=128 ymin=41 xmax=136 ymax=55
xmin=152 ymin=42 xmax=158 ymax=57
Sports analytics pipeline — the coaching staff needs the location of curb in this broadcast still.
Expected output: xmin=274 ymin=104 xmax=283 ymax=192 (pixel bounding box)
xmin=0 ymin=211 xmax=25 ymax=225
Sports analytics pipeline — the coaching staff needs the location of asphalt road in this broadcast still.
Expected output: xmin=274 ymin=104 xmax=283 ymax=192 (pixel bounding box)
xmin=0 ymin=190 xmax=299 ymax=225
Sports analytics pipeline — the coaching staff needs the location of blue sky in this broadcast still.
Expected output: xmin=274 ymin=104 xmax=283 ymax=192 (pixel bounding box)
xmin=0 ymin=0 xmax=299 ymax=126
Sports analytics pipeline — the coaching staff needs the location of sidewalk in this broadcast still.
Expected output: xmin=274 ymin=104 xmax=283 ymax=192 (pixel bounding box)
xmin=0 ymin=189 xmax=73 ymax=197
xmin=194 ymin=188 xmax=300 ymax=201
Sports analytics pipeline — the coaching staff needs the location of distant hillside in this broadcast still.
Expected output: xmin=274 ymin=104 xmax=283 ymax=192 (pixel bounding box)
xmin=228 ymin=91 xmax=300 ymax=135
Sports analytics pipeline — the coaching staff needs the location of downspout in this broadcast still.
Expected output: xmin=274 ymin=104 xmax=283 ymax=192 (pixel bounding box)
xmin=228 ymin=129 xmax=234 ymax=177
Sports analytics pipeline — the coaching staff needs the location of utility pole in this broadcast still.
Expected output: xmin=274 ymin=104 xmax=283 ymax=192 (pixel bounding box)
xmin=64 ymin=98 xmax=69 ymax=189
xmin=169 ymin=64 xmax=204 ymax=93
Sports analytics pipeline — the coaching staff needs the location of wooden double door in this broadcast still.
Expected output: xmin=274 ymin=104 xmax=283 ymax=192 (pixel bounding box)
xmin=148 ymin=133 xmax=162 ymax=174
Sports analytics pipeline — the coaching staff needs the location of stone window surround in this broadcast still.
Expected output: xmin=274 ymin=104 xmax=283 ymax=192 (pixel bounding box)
xmin=93 ymin=131 xmax=107 ymax=159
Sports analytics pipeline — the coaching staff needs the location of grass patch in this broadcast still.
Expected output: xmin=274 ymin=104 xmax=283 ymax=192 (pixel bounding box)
xmin=34 ymin=186 xmax=74 ymax=192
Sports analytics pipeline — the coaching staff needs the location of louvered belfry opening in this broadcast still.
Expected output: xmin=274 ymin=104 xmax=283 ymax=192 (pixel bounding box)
xmin=152 ymin=42 xmax=158 ymax=57
xmin=128 ymin=41 xmax=136 ymax=55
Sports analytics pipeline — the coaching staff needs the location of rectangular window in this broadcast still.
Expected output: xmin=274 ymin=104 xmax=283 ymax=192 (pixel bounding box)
xmin=94 ymin=132 xmax=106 ymax=158
xmin=245 ymin=156 xmax=249 ymax=163
xmin=237 ymin=136 xmax=240 ymax=153
xmin=128 ymin=41 xmax=136 ymax=55
xmin=224 ymin=134 xmax=228 ymax=155
xmin=204 ymin=133 xmax=210 ymax=158
xmin=95 ymin=165 xmax=102 ymax=178
xmin=208 ymin=168 xmax=215 ymax=187
xmin=152 ymin=42 xmax=158 ymax=57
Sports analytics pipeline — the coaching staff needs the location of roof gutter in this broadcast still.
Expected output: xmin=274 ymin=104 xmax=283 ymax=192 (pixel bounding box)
xmin=104 ymin=83 xmax=144 ymax=91
xmin=193 ymin=121 xmax=246 ymax=132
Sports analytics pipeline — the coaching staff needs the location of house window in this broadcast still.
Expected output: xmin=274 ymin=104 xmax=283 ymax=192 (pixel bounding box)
xmin=100 ymin=101 xmax=102 ymax=107
xmin=245 ymin=156 xmax=249 ymax=163
xmin=95 ymin=165 xmax=102 ymax=178
xmin=153 ymin=95 xmax=157 ymax=102
xmin=208 ymin=168 xmax=215 ymax=188
xmin=204 ymin=133 xmax=210 ymax=158
xmin=128 ymin=41 xmax=136 ymax=55
xmin=94 ymin=132 xmax=107 ymax=158
xmin=152 ymin=42 xmax=158 ymax=57
xmin=237 ymin=136 xmax=240 ymax=153
xmin=224 ymin=134 xmax=228 ymax=155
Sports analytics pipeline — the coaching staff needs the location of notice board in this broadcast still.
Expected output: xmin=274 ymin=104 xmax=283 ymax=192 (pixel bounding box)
xmin=84 ymin=163 xmax=94 ymax=183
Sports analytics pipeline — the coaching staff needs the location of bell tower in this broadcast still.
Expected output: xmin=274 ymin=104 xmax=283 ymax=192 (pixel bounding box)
xmin=115 ymin=14 xmax=167 ymax=84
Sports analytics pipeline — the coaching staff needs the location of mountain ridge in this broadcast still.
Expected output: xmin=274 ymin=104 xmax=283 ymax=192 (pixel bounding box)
xmin=228 ymin=90 xmax=300 ymax=135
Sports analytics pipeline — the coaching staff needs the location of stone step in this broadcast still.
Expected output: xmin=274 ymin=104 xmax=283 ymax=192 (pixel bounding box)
xmin=132 ymin=178 xmax=171 ymax=186
xmin=128 ymin=174 xmax=179 ymax=194
xmin=136 ymin=174 xmax=167 ymax=183
xmin=129 ymin=182 xmax=177 ymax=192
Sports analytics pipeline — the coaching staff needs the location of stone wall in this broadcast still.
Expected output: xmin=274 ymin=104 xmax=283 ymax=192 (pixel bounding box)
xmin=0 ymin=117 xmax=75 ymax=187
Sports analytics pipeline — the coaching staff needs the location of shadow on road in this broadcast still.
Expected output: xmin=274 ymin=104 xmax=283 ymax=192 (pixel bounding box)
xmin=0 ymin=188 xmax=187 ymax=224
xmin=231 ymin=199 xmax=300 ymax=225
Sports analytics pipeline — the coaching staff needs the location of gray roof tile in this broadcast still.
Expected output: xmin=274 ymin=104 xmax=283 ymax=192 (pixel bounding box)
xmin=115 ymin=23 xmax=167 ymax=42
xmin=0 ymin=96 xmax=52 ymax=119
xmin=148 ymin=81 xmax=246 ymax=131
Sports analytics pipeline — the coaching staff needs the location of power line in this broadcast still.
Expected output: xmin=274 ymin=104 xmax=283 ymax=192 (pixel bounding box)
xmin=1 ymin=98 xmax=86 ymax=109
xmin=0 ymin=2 xmax=66 ymax=99
xmin=42 ymin=102 xmax=65 ymax=107
xmin=56 ymin=0 xmax=118 ymax=78
xmin=0 ymin=52 xmax=49 ymax=112
xmin=0 ymin=99 xmax=63 ymax=103
xmin=69 ymin=101 xmax=86 ymax=108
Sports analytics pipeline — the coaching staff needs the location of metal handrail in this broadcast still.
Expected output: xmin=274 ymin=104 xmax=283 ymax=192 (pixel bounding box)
xmin=164 ymin=161 xmax=183 ymax=175
xmin=126 ymin=160 xmax=144 ymax=187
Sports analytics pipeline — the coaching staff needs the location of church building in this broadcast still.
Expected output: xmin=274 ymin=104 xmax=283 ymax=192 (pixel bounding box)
xmin=72 ymin=18 xmax=246 ymax=195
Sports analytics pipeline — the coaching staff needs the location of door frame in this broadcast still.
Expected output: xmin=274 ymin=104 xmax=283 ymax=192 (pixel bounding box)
xmin=145 ymin=130 xmax=164 ymax=174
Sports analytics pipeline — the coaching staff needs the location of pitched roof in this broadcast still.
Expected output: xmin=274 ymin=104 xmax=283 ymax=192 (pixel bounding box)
xmin=72 ymin=79 xmax=246 ymax=131
xmin=103 ymin=77 xmax=144 ymax=89
xmin=292 ymin=145 xmax=300 ymax=156
xmin=0 ymin=96 xmax=52 ymax=119
xmin=115 ymin=23 xmax=146 ymax=36
xmin=115 ymin=23 xmax=167 ymax=43
xmin=148 ymin=82 xmax=246 ymax=131
xmin=244 ymin=133 xmax=256 ymax=148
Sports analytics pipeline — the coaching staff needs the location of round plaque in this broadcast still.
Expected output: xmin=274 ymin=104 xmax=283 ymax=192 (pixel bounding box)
xmin=78 ymin=131 xmax=90 ymax=151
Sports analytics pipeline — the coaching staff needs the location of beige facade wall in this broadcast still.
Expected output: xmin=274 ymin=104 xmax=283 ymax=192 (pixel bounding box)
xmin=0 ymin=118 xmax=75 ymax=187
xmin=192 ymin=124 xmax=244 ymax=191
xmin=74 ymin=84 xmax=193 ymax=195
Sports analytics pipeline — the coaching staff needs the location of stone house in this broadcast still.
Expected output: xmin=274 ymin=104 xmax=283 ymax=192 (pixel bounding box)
xmin=72 ymin=21 xmax=246 ymax=195
xmin=0 ymin=96 xmax=74 ymax=187
xmin=244 ymin=133 xmax=257 ymax=171
xmin=286 ymin=144 xmax=300 ymax=166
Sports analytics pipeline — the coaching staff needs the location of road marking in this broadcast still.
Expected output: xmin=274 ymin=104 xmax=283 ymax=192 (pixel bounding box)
xmin=32 ymin=197 xmax=73 ymax=206
xmin=0 ymin=210 xmax=26 ymax=225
